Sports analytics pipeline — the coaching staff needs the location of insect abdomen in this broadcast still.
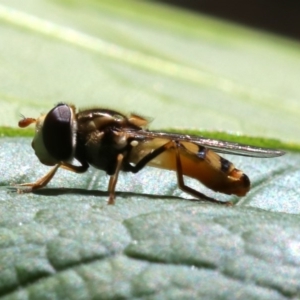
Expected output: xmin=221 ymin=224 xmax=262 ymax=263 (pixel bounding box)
xmin=147 ymin=145 xmax=250 ymax=197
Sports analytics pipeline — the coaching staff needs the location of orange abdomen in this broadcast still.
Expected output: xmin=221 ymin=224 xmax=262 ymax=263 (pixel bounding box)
xmin=147 ymin=146 xmax=250 ymax=196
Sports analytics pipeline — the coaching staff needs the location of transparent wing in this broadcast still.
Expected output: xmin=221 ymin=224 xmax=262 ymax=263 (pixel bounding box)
xmin=126 ymin=130 xmax=285 ymax=158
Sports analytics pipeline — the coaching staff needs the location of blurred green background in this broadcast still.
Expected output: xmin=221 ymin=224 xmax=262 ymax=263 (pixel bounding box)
xmin=1 ymin=0 xmax=300 ymax=143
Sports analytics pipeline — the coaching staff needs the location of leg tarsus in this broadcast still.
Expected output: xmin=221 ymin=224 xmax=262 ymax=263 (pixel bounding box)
xmin=107 ymin=192 xmax=115 ymax=205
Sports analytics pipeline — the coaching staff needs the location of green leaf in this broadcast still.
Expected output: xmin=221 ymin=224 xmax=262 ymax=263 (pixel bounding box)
xmin=1 ymin=0 xmax=300 ymax=299
xmin=1 ymin=137 xmax=300 ymax=299
xmin=1 ymin=0 xmax=300 ymax=141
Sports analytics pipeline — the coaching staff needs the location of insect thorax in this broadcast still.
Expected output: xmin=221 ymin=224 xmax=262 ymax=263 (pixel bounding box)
xmin=75 ymin=109 xmax=139 ymax=175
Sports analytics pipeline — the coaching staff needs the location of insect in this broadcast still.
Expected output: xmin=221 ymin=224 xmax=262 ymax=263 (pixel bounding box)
xmin=17 ymin=103 xmax=285 ymax=205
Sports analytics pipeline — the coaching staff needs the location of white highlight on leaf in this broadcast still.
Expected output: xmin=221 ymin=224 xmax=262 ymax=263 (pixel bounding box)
xmin=0 ymin=3 xmax=284 ymax=103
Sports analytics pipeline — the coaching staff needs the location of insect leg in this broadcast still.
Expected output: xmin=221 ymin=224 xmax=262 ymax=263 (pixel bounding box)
xmin=61 ymin=161 xmax=89 ymax=173
xmin=174 ymin=141 xmax=232 ymax=205
xmin=16 ymin=164 xmax=60 ymax=192
xmin=125 ymin=141 xmax=175 ymax=173
xmin=107 ymin=153 xmax=124 ymax=205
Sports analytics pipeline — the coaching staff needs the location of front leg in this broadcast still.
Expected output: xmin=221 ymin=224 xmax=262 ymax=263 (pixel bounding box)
xmin=61 ymin=161 xmax=89 ymax=173
xmin=16 ymin=161 xmax=89 ymax=193
xmin=16 ymin=164 xmax=60 ymax=193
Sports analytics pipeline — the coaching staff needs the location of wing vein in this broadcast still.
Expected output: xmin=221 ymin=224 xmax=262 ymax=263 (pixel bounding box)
xmin=126 ymin=130 xmax=285 ymax=158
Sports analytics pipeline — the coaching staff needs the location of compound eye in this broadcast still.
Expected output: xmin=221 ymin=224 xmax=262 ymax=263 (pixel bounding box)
xmin=42 ymin=103 xmax=74 ymax=161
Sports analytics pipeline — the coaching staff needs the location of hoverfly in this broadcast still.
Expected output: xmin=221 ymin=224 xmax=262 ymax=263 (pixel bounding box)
xmin=17 ymin=103 xmax=285 ymax=205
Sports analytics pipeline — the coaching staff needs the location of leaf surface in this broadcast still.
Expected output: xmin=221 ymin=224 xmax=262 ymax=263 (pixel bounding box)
xmin=0 ymin=138 xmax=300 ymax=299
xmin=0 ymin=0 xmax=300 ymax=299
